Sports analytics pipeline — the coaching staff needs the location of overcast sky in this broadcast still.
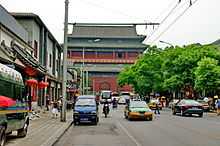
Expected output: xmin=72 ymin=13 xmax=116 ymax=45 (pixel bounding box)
xmin=1 ymin=0 xmax=220 ymax=47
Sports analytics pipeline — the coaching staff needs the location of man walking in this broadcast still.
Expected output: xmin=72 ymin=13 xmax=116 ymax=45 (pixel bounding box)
xmin=154 ymin=101 xmax=160 ymax=115
xmin=216 ymin=99 xmax=220 ymax=116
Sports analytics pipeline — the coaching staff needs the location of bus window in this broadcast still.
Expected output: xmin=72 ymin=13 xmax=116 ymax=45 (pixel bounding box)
xmin=0 ymin=79 xmax=14 ymax=99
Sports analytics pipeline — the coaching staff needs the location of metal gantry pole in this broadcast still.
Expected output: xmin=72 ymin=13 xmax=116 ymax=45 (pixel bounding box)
xmin=86 ymin=70 xmax=89 ymax=94
xmin=82 ymin=48 xmax=85 ymax=95
xmin=61 ymin=0 xmax=69 ymax=122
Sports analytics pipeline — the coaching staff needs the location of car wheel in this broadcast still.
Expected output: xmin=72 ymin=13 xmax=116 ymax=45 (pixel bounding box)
xmin=74 ymin=121 xmax=79 ymax=126
xmin=148 ymin=116 xmax=153 ymax=121
xmin=97 ymin=117 xmax=99 ymax=122
xmin=172 ymin=109 xmax=176 ymax=115
xmin=73 ymin=118 xmax=79 ymax=126
xmin=128 ymin=115 xmax=132 ymax=121
xmin=93 ymin=117 xmax=98 ymax=125
xmin=0 ymin=127 xmax=6 ymax=146
xmin=124 ymin=112 xmax=127 ymax=119
xmin=199 ymin=113 xmax=203 ymax=117
xmin=17 ymin=123 xmax=28 ymax=137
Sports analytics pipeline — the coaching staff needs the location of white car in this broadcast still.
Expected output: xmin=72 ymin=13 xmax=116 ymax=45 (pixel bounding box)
xmin=118 ymin=95 xmax=130 ymax=104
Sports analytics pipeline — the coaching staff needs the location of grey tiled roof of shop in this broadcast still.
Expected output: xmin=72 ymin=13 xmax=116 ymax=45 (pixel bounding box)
xmin=0 ymin=5 xmax=28 ymax=41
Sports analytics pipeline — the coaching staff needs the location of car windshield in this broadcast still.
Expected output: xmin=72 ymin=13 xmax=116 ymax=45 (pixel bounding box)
xmin=182 ymin=100 xmax=200 ymax=105
xmin=112 ymin=93 xmax=119 ymax=96
xmin=101 ymin=91 xmax=111 ymax=98
xmin=75 ymin=99 xmax=95 ymax=107
xmin=130 ymin=101 xmax=147 ymax=108
xmin=121 ymin=92 xmax=130 ymax=96
xmin=197 ymin=100 xmax=207 ymax=104
xmin=78 ymin=95 xmax=95 ymax=99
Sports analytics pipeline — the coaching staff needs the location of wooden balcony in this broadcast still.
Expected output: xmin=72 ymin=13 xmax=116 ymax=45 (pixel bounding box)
xmin=69 ymin=58 xmax=136 ymax=64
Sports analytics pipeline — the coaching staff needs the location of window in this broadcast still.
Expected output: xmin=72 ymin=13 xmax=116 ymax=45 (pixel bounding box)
xmin=0 ymin=79 xmax=14 ymax=98
xmin=116 ymin=52 xmax=124 ymax=59
xmin=71 ymin=51 xmax=82 ymax=58
xmin=56 ymin=59 xmax=59 ymax=71
xmin=97 ymin=52 xmax=113 ymax=59
xmin=49 ymin=54 xmax=52 ymax=67
xmin=34 ymin=40 xmax=38 ymax=58
xmin=128 ymin=52 xmax=138 ymax=58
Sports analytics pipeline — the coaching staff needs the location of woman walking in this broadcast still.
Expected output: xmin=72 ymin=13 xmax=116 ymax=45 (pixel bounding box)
xmin=52 ymin=101 xmax=59 ymax=119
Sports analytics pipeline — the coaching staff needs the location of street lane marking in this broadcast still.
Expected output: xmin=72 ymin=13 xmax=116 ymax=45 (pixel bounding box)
xmin=118 ymin=122 xmax=142 ymax=146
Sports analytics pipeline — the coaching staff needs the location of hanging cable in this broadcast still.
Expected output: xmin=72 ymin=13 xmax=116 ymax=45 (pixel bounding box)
xmin=145 ymin=0 xmax=183 ymax=42
xmin=150 ymin=0 xmax=199 ymax=45
xmin=154 ymin=0 xmax=178 ymax=22
xmin=80 ymin=0 xmax=145 ymax=22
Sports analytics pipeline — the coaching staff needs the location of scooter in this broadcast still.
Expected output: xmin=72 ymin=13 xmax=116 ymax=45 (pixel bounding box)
xmin=103 ymin=104 xmax=109 ymax=118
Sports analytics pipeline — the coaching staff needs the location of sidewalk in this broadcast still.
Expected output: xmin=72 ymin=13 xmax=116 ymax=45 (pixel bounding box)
xmin=6 ymin=110 xmax=73 ymax=146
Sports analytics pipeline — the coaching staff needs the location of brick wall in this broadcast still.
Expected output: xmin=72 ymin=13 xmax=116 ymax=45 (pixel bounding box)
xmin=90 ymin=76 xmax=132 ymax=92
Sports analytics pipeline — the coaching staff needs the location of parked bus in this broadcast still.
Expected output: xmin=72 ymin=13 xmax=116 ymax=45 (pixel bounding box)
xmin=0 ymin=63 xmax=29 ymax=146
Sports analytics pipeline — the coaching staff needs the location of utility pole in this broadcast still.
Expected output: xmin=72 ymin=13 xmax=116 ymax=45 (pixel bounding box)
xmin=61 ymin=0 xmax=69 ymax=122
xmin=82 ymin=47 xmax=85 ymax=95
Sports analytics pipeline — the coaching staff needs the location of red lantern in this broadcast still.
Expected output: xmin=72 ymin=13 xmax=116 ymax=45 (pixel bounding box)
xmin=38 ymin=81 xmax=49 ymax=89
xmin=26 ymin=79 xmax=38 ymax=86
xmin=24 ymin=67 xmax=37 ymax=76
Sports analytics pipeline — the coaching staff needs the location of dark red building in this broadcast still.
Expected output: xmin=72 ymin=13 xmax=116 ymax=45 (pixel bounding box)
xmin=67 ymin=23 xmax=146 ymax=93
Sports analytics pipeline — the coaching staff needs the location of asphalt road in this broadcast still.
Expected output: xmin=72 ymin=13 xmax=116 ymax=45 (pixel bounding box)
xmin=54 ymin=105 xmax=220 ymax=146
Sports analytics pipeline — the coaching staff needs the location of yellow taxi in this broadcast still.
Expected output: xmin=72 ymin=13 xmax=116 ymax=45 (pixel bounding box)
xmin=124 ymin=101 xmax=153 ymax=121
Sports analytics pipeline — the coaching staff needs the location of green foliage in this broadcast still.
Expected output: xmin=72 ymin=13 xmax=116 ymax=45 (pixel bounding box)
xmin=194 ymin=57 xmax=220 ymax=92
xmin=117 ymin=43 xmax=220 ymax=96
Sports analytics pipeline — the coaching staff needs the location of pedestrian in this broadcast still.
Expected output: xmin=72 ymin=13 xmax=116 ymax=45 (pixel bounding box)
xmin=27 ymin=93 xmax=32 ymax=111
xmin=112 ymin=98 xmax=117 ymax=109
xmin=57 ymin=98 xmax=62 ymax=112
xmin=154 ymin=101 xmax=160 ymax=115
xmin=46 ymin=95 xmax=50 ymax=111
xmin=52 ymin=101 xmax=59 ymax=119
xmin=216 ymin=99 xmax=220 ymax=116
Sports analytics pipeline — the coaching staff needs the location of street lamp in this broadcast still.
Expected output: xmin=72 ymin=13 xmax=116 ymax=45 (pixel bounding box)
xmin=159 ymin=40 xmax=174 ymax=47
xmin=61 ymin=0 xmax=69 ymax=122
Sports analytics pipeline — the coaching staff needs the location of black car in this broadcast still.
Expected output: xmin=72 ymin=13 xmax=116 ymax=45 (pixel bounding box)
xmin=172 ymin=99 xmax=203 ymax=117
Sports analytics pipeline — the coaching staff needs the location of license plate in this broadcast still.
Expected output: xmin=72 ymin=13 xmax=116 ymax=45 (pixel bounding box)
xmin=192 ymin=107 xmax=198 ymax=109
xmin=80 ymin=118 xmax=88 ymax=121
xmin=140 ymin=113 xmax=145 ymax=116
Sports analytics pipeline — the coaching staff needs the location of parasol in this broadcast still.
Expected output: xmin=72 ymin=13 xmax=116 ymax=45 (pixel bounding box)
xmin=0 ymin=96 xmax=16 ymax=107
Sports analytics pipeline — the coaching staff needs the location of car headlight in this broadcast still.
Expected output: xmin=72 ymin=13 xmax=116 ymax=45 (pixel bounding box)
xmin=74 ymin=111 xmax=79 ymax=114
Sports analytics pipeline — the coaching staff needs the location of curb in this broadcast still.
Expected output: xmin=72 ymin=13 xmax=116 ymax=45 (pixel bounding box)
xmin=40 ymin=121 xmax=73 ymax=146
xmin=50 ymin=122 xmax=73 ymax=146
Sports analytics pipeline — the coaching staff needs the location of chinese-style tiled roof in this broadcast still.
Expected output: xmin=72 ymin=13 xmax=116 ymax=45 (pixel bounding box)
xmin=0 ymin=5 xmax=28 ymax=41
xmin=12 ymin=43 xmax=47 ymax=73
xmin=68 ymin=42 xmax=146 ymax=48
xmin=70 ymin=24 xmax=146 ymax=39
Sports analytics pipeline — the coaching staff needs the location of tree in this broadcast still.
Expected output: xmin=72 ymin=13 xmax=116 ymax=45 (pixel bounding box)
xmin=194 ymin=57 xmax=220 ymax=95
xmin=117 ymin=43 xmax=220 ymax=98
